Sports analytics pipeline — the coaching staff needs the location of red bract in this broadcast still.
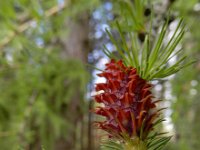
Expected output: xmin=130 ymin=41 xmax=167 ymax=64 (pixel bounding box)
xmin=94 ymin=59 xmax=160 ymax=140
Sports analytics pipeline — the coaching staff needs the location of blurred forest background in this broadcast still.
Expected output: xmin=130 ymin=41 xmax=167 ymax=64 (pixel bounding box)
xmin=0 ymin=0 xmax=199 ymax=150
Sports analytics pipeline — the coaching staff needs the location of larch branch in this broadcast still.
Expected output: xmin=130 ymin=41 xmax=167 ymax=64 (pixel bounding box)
xmin=0 ymin=1 xmax=69 ymax=49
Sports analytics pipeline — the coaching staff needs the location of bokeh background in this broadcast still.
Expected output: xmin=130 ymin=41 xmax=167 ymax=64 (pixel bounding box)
xmin=0 ymin=0 xmax=199 ymax=150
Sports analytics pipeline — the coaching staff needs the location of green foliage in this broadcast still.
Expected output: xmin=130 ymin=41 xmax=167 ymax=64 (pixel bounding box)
xmin=100 ymin=132 xmax=172 ymax=150
xmin=104 ymin=17 xmax=194 ymax=81
xmin=103 ymin=0 xmax=196 ymax=82
xmin=0 ymin=0 xmax=98 ymax=149
xmin=111 ymin=0 xmax=146 ymax=32
xmin=101 ymin=139 xmax=124 ymax=150
xmin=0 ymin=51 xmax=89 ymax=149
xmin=147 ymin=133 xmax=172 ymax=150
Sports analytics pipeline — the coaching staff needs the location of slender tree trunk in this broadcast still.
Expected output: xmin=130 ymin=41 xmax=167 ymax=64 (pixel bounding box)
xmin=61 ymin=13 xmax=90 ymax=62
xmin=54 ymin=12 xmax=91 ymax=150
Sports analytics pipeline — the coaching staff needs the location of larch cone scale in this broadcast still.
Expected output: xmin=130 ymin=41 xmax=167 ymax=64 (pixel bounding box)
xmin=94 ymin=59 xmax=161 ymax=149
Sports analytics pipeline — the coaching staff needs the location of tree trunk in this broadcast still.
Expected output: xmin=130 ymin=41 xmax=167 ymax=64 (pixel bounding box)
xmin=54 ymin=12 xmax=91 ymax=150
xmin=61 ymin=13 xmax=90 ymax=62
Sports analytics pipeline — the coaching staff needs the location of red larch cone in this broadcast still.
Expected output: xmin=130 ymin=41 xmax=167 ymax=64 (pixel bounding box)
xmin=93 ymin=59 xmax=161 ymax=144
